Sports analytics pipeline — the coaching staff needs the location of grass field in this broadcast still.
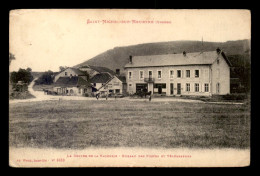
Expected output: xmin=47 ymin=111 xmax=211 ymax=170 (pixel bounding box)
xmin=9 ymin=100 xmax=250 ymax=149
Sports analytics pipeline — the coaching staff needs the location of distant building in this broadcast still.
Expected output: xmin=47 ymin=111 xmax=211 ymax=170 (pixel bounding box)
xmin=53 ymin=76 xmax=92 ymax=96
xmin=124 ymin=48 xmax=231 ymax=96
xmin=54 ymin=68 xmax=88 ymax=82
xmin=53 ymin=66 xmax=116 ymax=96
xmin=98 ymin=75 xmax=127 ymax=95
xmin=89 ymin=72 xmax=112 ymax=90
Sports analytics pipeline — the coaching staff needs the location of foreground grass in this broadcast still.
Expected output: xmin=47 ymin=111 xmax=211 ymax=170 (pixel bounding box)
xmin=9 ymin=100 xmax=250 ymax=149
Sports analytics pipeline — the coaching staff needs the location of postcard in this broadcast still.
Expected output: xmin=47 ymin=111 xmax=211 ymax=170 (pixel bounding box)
xmin=9 ymin=9 xmax=251 ymax=167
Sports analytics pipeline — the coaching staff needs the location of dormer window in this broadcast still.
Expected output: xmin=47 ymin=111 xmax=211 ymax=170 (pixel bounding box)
xmin=217 ymin=59 xmax=220 ymax=64
xmin=65 ymin=72 xmax=67 ymax=76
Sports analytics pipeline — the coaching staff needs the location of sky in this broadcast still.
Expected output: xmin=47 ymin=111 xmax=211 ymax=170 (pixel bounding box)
xmin=9 ymin=9 xmax=251 ymax=72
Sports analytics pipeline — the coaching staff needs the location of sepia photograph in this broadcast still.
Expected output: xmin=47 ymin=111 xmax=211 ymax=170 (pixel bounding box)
xmin=9 ymin=9 xmax=251 ymax=167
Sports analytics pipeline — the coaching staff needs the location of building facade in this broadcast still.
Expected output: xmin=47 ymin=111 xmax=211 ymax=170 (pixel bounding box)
xmin=124 ymin=49 xmax=231 ymax=96
xmin=98 ymin=75 xmax=127 ymax=95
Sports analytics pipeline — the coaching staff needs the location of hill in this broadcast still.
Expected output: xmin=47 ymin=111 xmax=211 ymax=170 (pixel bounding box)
xmin=74 ymin=39 xmax=251 ymax=75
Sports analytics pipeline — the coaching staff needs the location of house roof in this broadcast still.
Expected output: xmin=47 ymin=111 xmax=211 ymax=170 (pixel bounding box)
xmin=69 ymin=68 xmax=87 ymax=75
xmin=116 ymin=75 xmax=126 ymax=83
xmin=97 ymin=75 xmax=126 ymax=91
xmin=124 ymin=50 xmax=231 ymax=68
xmin=54 ymin=76 xmax=92 ymax=87
xmin=54 ymin=67 xmax=87 ymax=77
xmin=89 ymin=73 xmax=112 ymax=83
xmin=79 ymin=65 xmax=116 ymax=75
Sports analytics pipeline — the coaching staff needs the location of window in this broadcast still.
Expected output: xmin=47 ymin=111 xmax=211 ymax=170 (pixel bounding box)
xmin=115 ymin=89 xmax=120 ymax=93
xmin=177 ymin=70 xmax=181 ymax=78
xmin=78 ymin=88 xmax=81 ymax=94
xmin=65 ymin=72 xmax=67 ymax=76
xmin=139 ymin=71 xmax=144 ymax=79
xmin=216 ymin=83 xmax=220 ymax=94
xmin=129 ymin=84 xmax=132 ymax=86
xmin=205 ymin=83 xmax=209 ymax=92
xmin=170 ymin=70 xmax=174 ymax=79
xmin=186 ymin=83 xmax=190 ymax=92
xmin=93 ymin=83 xmax=96 ymax=87
xmin=217 ymin=59 xmax=220 ymax=64
xmin=70 ymin=74 xmax=73 ymax=76
xmin=195 ymin=83 xmax=199 ymax=92
xmin=195 ymin=70 xmax=199 ymax=77
xmin=128 ymin=71 xmax=132 ymax=79
xmin=186 ymin=70 xmax=190 ymax=78
xmin=158 ymin=70 xmax=162 ymax=79
xmin=149 ymin=71 xmax=153 ymax=78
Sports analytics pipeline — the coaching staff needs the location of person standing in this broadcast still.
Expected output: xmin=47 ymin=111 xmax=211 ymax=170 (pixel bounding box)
xmin=96 ymin=91 xmax=100 ymax=100
xmin=105 ymin=90 xmax=108 ymax=100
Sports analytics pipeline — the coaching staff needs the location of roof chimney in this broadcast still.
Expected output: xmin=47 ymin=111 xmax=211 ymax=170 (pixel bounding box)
xmin=116 ymin=69 xmax=120 ymax=75
xmin=129 ymin=55 xmax=132 ymax=63
xmin=183 ymin=51 xmax=186 ymax=56
xmin=216 ymin=48 xmax=221 ymax=54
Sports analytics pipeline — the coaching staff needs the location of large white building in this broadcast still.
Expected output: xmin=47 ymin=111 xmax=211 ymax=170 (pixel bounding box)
xmin=124 ymin=48 xmax=232 ymax=96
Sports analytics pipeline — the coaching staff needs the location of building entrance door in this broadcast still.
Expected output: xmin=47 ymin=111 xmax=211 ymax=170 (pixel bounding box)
xmin=177 ymin=83 xmax=181 ymax=95
xmin=170 ymin=83 xmax=174 ymax=95
xmin=158 ymin=85 xmax=162 ymax=94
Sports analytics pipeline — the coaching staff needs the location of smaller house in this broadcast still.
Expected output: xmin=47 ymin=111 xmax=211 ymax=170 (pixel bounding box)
xmin=98 ymin=75 xmax=127 ymax=95
xmin=54 ymin=67 xmax=89 ymax=82
xmin=53 ymin=76 xmax=92 ymax=96
xmin=89 ymin=72 xmax=113 ymax=90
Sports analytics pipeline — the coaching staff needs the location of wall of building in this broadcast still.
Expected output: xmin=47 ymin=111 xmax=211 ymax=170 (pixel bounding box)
xmin=53 ymin=86 xmax=91 ymax=96
xmin=125 ymin=65 xmax=213 ymax=96
xmin=54 ymin=68 xmax=80 ymax=82
xmin=99 ymin=77 xmax=124 ymax=94
xmin=211 ymin=55 xmax=230 ymax=95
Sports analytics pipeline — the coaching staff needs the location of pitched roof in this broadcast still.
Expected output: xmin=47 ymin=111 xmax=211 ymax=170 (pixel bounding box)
xmin=89 ymin=73 xmax=112 ymax=83
xmin=69 ymin=67 xmax=87 ymax=75
xmin=124 ymin=51 xmax=231 ymax=68
xmin=54 ymin=76 xmax=92 ymax=87
xmin=97 ymin=75 xmax=126 ymax=91
xmin=116 ymin=75 xmax=126 ymax=83
xmin=78 ymin=65 xmax=115 ymax=75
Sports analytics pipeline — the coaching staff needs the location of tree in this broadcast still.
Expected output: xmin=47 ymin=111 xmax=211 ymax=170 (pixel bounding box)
xmin=26 ymin=67 xmax=32 ymax=72
xmin=10 ymin=67 xmax=33 ymax=84
xmin=35 ymin=70 xmax=54 ymax=85
xmin=59 ymin=66 xmax=68 ymax=72
xmin=9 ymin=53 xmax=15 ymax=66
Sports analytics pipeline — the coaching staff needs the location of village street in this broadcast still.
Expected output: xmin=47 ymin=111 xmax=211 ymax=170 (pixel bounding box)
xmin=9 ymin=79 xmax=243 ymax=105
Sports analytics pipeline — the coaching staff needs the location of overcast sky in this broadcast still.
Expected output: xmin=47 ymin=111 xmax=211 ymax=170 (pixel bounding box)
xmin=9 ymin=9 xmax=251 ymax=72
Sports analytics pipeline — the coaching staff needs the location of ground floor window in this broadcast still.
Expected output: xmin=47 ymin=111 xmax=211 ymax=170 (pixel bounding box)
xmin=195 ymin=83 xmax=199 ymax=92
xmin=186 ymin=83 xmax=190 ymax=92
xmin=216 ymin=83 xmax=220 ymax=94
xmin=115 ymin=89 xmax=120 ymax=93
xmin=136 ymin=83 xmax=148 ymax=92
xmin=154 ymin=83 xmax=166 ymax=94
xmin=70 ymin=89 xmax=74 ymax=94
xmin=78 ymin=88 xmax=81 ymax=94
xmin=205 ymin=83 xmax=209 ymax=92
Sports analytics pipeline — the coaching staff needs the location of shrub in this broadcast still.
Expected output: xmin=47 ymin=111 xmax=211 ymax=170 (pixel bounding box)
xmin=222 ymin=93 xmax=248 ymax=100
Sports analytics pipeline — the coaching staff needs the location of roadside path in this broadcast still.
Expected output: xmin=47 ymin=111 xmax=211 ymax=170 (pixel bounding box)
xmin=9 ymin=79 xmax=243 ymax=105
